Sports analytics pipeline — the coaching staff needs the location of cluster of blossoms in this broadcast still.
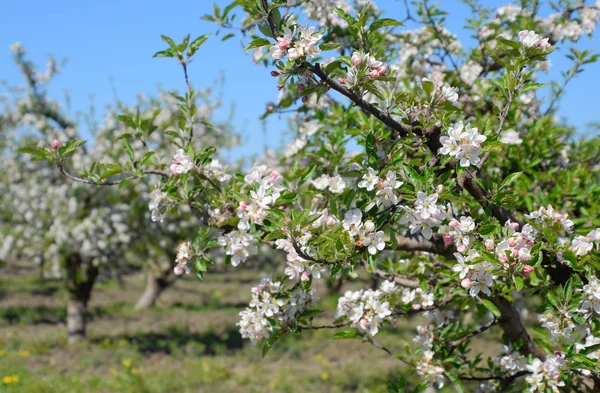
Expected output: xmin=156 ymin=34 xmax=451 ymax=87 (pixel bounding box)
xmin=302 ymin=0 xmax=376 ymax=29
xmin=538 ymin=5 xmax=600 ymax=42
xmin=580 ymin=276 xmax=600 ymax=315
xmin=400 ymin=190 xmax=447 ymax=240
xmin=202 ymin=159 xmax=232 ymax=184
xmin=275 ymin=237 xmax=325 ymax=281
xmin=284 ymin=137 xmax=306 ymax=158
xmin=173 ymin=241 xmax=192 ymax=275
xmin=451 ymin=249 xmax=495 ymax=297
xmin=525 ymin=205 xmax=574 ymax=233
xmin=400 ymin=287 xmax=434 ymax=310
xmin=459 ymin=61 xmax=484 ymax=86
xmin=438 ymin=121 xmax=487 ymax=167
xmin=169 ymin=148 xmax=194 ymax=175
xmin=218 ymin=230 xmax=259 ymax=266
xmin=237 ymin=164 xmax=286 ymax=229
xmin=570 ymin=228 xmax=600 ymax=257
xmin=311 ymin=173 xmax=346 ymax=194
xmin=576 ymin=333 xmax=600 ymax=375
xmin=494 ymin=221 xmax=538 ymax=267
xmin=414 ymin=325 xmax=446 ymax=387
xmin=238 ymin=277 xmax=316 ymax=344
xmin=358 ymin=169 xmax=403 ymax=209
xmin=336 ymin=282 xmax=395 ymax=336
xmin=445 ymin=216 xmax=476 ymax=252
xmin=525 ymin=354 xmax=566 ymax=393
xmin=518 ymin=30 xmax=552 ymax=49
xmin=499 ymin=129 xmax=523 ymax=145
xmin=538 ymin=311 xmax=577 ymax=342
xmin=343 ymin=52 xmax=387 ymax=87
xmin=342 ymin=209 xmax=386 ymax=255
xmin=309 ymin=207 xmax=339 ymax=229
xmin=421 ymin=77 xmax=459 ymax=104
xmin=270 ymin=26 xmax=322 ymax=61
xmin=494 ymin=344 xmax=527 ymax=373
xmin=148 ymin=188 xmax=168 ymax=223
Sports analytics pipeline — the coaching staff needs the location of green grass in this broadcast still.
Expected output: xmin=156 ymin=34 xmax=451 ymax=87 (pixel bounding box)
xmin=0 ymin=267 xmax=417 ymax=392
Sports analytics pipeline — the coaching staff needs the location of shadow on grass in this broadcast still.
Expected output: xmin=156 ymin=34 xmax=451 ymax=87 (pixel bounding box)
xmin=91 ymin=325 xmax=245 ymax=356
xmin=0 ymin=303 xmax=130 ymax=326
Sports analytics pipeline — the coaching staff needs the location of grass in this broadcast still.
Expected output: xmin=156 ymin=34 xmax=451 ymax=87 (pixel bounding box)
xmin=0 ymin=266 xmax=414 ymax=393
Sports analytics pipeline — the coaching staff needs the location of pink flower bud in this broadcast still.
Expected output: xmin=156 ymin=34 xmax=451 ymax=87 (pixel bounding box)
xmin=457 ymin=244 xmax=467 ymax=253
xmin=368 ymin=69 xmax=379 ymax=79
xmin=415 ymin=288 xmax=422 ymax=295
xmin=270 ymin=70 xmax=279 ymax=77
xmin=266 ymin=104 xmax=274 ymax=112
xmin=499 ymin=257 xmax=508 ymax=264
xmin=338 ymin=77 xmax=345 ymax=84
xmin=297 ymin=83 xmax=305 ymax=92
xmin=351 ymin=52 xmax=363 ymax=66
xmin=412 ymin=304 xmax=421 ymax=310
xmin=377 ymin=66 xmax=386 ymax=76
xmin=513 ymin=249 xmax=519 ymax=257
xmin=53 ymin=139 xmax=60 ymax=149
xmin=240 ymin=201 xmax=248 ymax=211
xmin=461 ymin=278 xmax=472 ymax=289
xmin=302 ymin=96 xmax=309 ymax=103
xmin=443 ymin=235 xmax=454 ymax=245
xmin=251 ymin=286 xmax=261 ymax=294
xmin=508 ymin=239 xmax=517 ymax=248
xmin=277 ymin=85 xmax=284 ymax=91
xmin=522 ymin=265 xmax=534 ymax=278
xmin=174 ymin=265 xmax=184 ymax=276
xmin=270 ymin=170 xmax=280 ymax=180
xmin=278 ymin=41 xmax=289 ymax=50
xmin=449 ymin=219 xmax=459 ymax=229
xmin=509 ymin=222 xmax=520 ymax=231
xmin=485 ymin=238 xmax=495 ymax=251
xmin=301 ymin=272 xmax=310 ymax=282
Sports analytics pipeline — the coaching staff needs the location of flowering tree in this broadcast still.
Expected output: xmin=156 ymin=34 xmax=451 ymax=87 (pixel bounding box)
xmin=20 ymin=0 xmax=600 ymax=391
xmin=1 ymin=43 xmax=236 ymax=341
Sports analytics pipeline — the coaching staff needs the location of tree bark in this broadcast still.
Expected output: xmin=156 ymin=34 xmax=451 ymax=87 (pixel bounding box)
xmin=134 ymin=267 xmax=172 ymax=310
xmin=65 ymin=253 xmax=98 ymax=344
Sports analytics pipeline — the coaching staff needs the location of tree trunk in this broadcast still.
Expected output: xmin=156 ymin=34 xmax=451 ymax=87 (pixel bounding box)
xmin=66 ymin=297 xmax=87 ymax=343
xmin=326 ymin=277 xmax=344 ymax=295
xmin=134 ymin=268 xmax=171 ymax=310
xmin=65 ymin=253 xmax=98 ymax=344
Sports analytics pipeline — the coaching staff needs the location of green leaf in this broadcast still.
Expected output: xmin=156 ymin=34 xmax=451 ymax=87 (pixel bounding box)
xmin=153 ymin=49 xmax=176 ymax=58
xmin=369 ymin=18 xmax=403 ymax=31
xmin=479 ymin=224 xmax=499 ymax=236
xmin=18 ymin=147 xmax=44 ymax=156
xmin=99 ymin=164 xmax=123 ymax=180
xmin=244 ymin=37 xmax=271 ymax=51
xmin=480 ymin=299 xmax=501 ymax=318
xmin=61 ymin=140 xmax=87 ymax=158
xmin=445 ymin=372 xmax=465 ymax=393
xmin=482 ymin=141 xmax=503 ymax=153
xmin=160 ymin=34 xmax=176 ymax=48
xmin=122 ymin=138 xmax=135 ymax=162
xmin=402 ymin=164 xmax=422 ymax=188
xmin=500 ymin=172 xmax=522 ymax=189
xmin=187 ymin=33 xmax=210 ymax=57
xmin=546 ymin=291 xmax=559 ymax=309
xmin=366 ymin=133 xmax=378 ymax=169
xmin=331 ymin=330 xmax=357 ymax=340
xmin=514 ymin=276 xmax=524 ymax=291
xmin=320 ymin=42 xmax=342 ymax=51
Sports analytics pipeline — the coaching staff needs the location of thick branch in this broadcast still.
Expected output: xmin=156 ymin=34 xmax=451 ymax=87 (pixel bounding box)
xmin=309 ymin=64 xmax=411 ymax=138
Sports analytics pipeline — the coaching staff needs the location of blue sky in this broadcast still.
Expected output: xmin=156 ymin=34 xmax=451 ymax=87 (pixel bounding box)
xmin=1 ymin=0 xmax=599 ymax=163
